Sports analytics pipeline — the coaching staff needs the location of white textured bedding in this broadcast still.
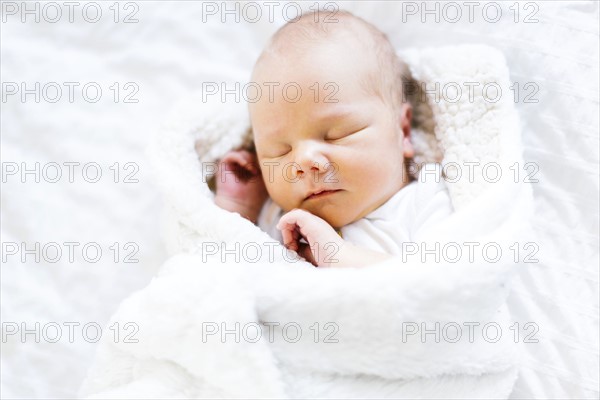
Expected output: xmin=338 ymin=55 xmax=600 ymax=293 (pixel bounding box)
xmin=1 ymin=1 xmax=598 ymax=399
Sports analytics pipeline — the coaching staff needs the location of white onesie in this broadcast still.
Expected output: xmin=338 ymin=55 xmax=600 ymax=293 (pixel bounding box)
xmin=258 ymin=163 xmax=454 ymax=256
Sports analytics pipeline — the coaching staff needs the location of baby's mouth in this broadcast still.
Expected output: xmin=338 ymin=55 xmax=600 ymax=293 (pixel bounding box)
xmin=304 ymin=189 xmax=342 ymax=201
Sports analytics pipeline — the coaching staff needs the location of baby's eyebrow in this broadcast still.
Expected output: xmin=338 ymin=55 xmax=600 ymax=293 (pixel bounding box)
xmin=313 ymin=107 xmax=356 ymax=122
xmin=257 ymin=126 xmax=285 ymax=139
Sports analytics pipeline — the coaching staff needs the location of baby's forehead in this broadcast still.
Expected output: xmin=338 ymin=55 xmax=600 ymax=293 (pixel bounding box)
xmin=253 ymin=32 xmax=377 ymax=84
xmin=264 ymin=20 xmax=373 ymax=61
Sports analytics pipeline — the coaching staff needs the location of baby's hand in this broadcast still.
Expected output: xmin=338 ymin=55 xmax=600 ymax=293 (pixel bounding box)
xmin=277 ymin=208 xmax=394 ymax=268
xmin=276 ymin=209 xmax=344 ymax=267
xmin=214 ymin=149 xmax=269 ymax=223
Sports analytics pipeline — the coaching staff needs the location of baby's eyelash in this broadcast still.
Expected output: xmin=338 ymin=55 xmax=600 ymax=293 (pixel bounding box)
xmin=274 ymin=147 xmax=292 ymax=157
xmin=325 ymin=131 xmax=345 ymax=141
xmin=326 ymin=126 xmax=366 ymax=141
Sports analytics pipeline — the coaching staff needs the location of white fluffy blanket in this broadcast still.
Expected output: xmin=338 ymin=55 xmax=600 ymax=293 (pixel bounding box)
xmin=80 ymin=45 xmax=534 ymax=399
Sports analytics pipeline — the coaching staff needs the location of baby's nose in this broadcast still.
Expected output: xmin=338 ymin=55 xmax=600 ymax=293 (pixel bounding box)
xmin=295 ymin=158 xmax=329 ymax=180
xmin=295 ymin=142 xmax=329 ymax=175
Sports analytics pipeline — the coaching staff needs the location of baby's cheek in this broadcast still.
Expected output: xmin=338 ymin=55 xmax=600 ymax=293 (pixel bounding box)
xmin=266 ymin=179 xmax=295 ymax=211
xmin=347 ymin=155 xmax=379 ymax=184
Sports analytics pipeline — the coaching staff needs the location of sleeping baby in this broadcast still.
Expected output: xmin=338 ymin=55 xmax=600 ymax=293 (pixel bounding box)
xmin=213 ymin=10 xmax=453 ymax=267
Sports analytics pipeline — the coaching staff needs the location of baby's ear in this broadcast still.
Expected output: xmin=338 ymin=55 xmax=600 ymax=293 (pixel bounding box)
xmin=400 ymin=102 xmax=412 ymax=129
xmin=400 ymin=103 xmax=412 ymax=135
xmin=399 ymin=103 xmax=414 ymax=158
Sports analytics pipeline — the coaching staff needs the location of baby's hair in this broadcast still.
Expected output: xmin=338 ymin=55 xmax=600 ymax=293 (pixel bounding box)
xmin=255 ymin=9 xmax=414 ymax=116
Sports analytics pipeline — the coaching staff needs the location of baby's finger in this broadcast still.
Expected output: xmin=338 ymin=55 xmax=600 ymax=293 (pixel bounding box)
xmin=277 ymin=209 xmax=316 ymax=242
xmin=220 ymin=152 xmax=262 ymax=183
xmin=298 ymin=243 xmax=318 ymax=267
xmin=221 ymin=151 xmax=249 ymax=170
xmin=232 ymin=150 xmax=259 ymax=174
xmin=279 ymin=220 xmax=299 ymax=251
xmin=277 ymin=209 xmax=307 ymax=229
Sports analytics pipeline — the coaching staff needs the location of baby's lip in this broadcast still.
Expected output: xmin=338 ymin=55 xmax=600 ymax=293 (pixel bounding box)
xmin=304 ymin=189 xmax=342 ymax=200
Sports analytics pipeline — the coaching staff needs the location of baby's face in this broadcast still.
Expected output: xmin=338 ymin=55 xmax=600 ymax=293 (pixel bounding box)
xmin=250 ymin=41 xmax=413 ymax=228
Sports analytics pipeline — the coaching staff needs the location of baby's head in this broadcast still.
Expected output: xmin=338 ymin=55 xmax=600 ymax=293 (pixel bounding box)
xmin=249 ymin=10 xmax=414 ymax=229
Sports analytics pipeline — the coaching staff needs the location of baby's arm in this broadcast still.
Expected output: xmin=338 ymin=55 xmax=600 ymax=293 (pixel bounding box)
xmin=277 ymin=209 xmax=392 ymax=268
xmin=213 ymin=149 xmax=269 ymax=224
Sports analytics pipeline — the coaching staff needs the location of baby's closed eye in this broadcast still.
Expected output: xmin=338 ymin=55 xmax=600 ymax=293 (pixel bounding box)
xmin=261 ymin=145 xmax=292 ymax=159
xmin=325 ymin=125 xmax=369 ymax=141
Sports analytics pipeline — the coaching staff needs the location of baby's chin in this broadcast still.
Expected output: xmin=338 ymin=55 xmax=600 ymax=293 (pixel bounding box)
xmin=274 ymin=193 xmax=361 ymax=228
xmin=297 ymin=204 xmax=358 ymax=230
